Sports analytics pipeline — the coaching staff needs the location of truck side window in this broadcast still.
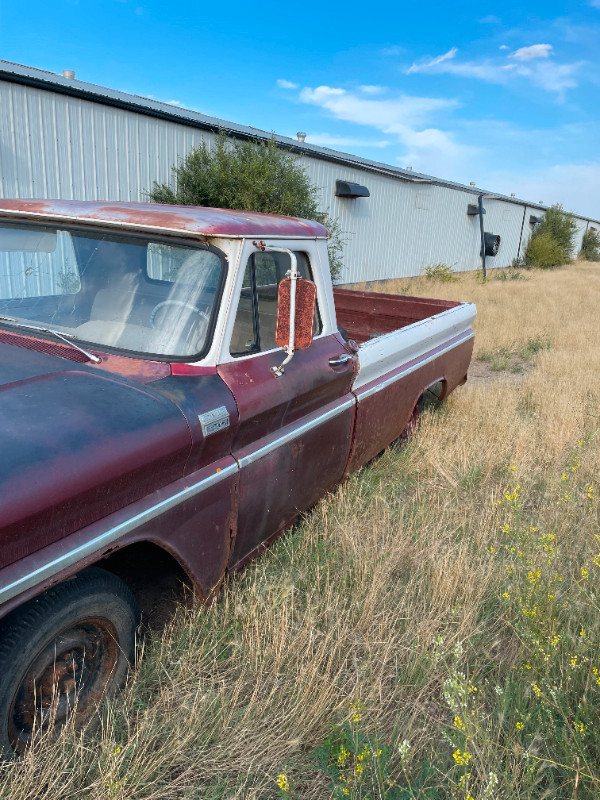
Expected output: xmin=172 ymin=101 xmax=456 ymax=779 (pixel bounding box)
xmin=230 ymin=251 xmax=321 ymax=357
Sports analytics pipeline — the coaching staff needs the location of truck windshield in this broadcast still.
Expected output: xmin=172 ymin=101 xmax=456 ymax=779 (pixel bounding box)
xmin=0 ymin=221 xmax=226 ymax=359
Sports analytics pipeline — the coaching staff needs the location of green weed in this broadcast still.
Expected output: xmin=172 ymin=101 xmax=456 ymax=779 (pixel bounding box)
xmin=423 ymin=263 xmax=459 ymax=282
xmin=518 ymin=335 xmax=551 ymax=360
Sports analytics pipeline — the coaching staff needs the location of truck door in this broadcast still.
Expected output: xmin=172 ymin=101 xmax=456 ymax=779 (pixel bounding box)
xmin=217 ymin=244 xmax=356 ymax=568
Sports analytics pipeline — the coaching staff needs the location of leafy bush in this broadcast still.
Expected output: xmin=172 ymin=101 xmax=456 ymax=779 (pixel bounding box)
xmin=524 ymin=231 xmax=568 ymax=269
xmin=423 ymin=262 xmax=458 ymax=282
xmin=148 ymin=132 xmax=346 ymax=280
xmin=579 ymin=228 xmax=600 ymax=261
xmin=524 ymin=204 xmax=577 ymax=268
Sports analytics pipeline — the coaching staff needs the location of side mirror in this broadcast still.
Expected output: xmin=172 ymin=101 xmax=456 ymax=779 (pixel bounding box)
xmin=275 ymin=278 xmax=317 ymax=350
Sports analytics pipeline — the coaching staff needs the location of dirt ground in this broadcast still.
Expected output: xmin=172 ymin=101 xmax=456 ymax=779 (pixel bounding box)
xmin=467 ymin=356 xmax=534 ymax=387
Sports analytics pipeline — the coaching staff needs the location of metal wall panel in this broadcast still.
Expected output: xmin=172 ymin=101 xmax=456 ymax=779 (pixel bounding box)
xmin=573 ymin=218 xmax=588 ymax=257
xmin=0 ymin=82 xmax=214 ymax=201
xmin=1 ymin=79 xmax=597 ymax=285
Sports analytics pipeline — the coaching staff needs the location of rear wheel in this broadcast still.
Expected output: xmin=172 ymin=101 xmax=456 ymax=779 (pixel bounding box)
xmin=0 ymin=568 xmax=139 ymax=756
xmin=397 ymin=394 xmax=425 ymax=443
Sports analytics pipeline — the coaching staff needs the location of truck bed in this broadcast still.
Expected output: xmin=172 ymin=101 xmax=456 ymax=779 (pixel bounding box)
xmin=333 ymin=288 xmax=476 ymax=393
xmin=333 ymin=288 xmax=460 ymax=343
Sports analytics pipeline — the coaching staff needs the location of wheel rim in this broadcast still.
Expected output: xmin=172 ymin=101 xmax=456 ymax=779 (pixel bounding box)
xmin=7 ymin=618 xmax=119 ymax=752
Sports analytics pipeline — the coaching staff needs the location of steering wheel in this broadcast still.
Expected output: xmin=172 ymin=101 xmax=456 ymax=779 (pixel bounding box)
xmin=149 ymin=300 xmax=209 ymax=329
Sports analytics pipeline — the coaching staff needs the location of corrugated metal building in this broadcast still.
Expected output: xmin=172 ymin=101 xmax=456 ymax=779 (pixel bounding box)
xmin=1 ymin=60 xmax=597 ymax=284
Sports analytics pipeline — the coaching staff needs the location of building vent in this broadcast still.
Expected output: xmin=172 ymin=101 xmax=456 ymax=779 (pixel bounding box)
xmin=467 ymin=204 xmax=485 ymax=216
xmin=335 ymin=180 xmax=370 ymax=198
xmin=529 ymin=215 xmax=543 ymax=225
xmin=62 ymin=69 xmax=76 ymax=80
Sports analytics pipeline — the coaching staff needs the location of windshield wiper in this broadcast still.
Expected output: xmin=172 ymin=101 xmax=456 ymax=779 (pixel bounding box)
xmin=0 ymin=316 xmax=102 ymax=364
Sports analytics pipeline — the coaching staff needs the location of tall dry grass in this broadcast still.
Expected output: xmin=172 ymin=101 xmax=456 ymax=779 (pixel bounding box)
xmin=1 ymin=262 xmax=599 ymax=799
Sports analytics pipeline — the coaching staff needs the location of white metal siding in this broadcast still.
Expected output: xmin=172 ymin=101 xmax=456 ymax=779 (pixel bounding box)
xmin=1 ymin=78 xmax=597 ymax=284
xmin=0 ymin=82 xmax=214 ymax=202
xmin=573 ymin=217 xmax=588 ymax=257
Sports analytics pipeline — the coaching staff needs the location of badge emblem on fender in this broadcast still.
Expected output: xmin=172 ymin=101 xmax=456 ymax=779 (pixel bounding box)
xmin=198 ymin=406 xmax=230 ymax=436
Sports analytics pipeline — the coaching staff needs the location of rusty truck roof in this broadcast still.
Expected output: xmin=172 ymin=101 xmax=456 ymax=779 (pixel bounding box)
xmin=0 ymin=200 xmax=328 ymax=239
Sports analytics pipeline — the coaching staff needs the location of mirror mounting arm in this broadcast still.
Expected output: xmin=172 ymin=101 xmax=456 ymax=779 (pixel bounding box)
xmin=267 ymin=248 xmax=299 ymax=377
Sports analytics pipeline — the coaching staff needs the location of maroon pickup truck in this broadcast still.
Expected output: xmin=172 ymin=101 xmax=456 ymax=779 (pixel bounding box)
xmin=0 ymin=200 xmax=475 ymax=754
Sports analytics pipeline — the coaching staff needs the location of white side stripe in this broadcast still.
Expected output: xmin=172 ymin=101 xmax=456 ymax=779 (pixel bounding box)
xmin=357 ymin=332 xmax=474 ymax=401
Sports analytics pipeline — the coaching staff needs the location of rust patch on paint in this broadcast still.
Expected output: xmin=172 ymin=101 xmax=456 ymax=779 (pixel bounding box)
xmin=0 ymin=200 xmax=327 ymax=239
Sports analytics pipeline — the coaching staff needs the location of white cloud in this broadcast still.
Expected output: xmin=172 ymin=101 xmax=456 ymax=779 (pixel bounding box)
xmin=358 ymin=85 xmax=385 ymax=95
xmin=405 ymin=47 xmax=582 ymax=97
xmin=298 ymin=84 xmax=474 ymax=181
xmin=407 ymin=47 xmax=458 ymax=74
xmin=480 ymin=14 xmax=501 ymax=23
xmin=298 ymin=85 xmax=458 ymax=131
xmin=277 ymin=79 xmax=299 ymax=90
xmin=489 ymin=162 xmax=600 ymax=219
xmin=499 ymin=45 xmax=509 ymax=50
xmin=303 ymin=133 xmax=390 ymax=148
xmin=382 ymin=45 xmax=403 ymax=56
xmin=509 ymin=43 xmax=553 ymax=61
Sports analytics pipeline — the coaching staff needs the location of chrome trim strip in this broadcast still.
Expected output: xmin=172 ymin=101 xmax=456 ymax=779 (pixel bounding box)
xmin=0 ymin=462 xmax=238 ymax=606
xmin=357 ymin=331 xmax=475 ymax=401
xmin=237 ymin=397 xmax=355 ymax=469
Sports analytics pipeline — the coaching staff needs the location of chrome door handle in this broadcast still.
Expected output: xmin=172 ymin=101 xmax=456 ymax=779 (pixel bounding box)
xmin=328 ymin=353 xmax=353 ymax=367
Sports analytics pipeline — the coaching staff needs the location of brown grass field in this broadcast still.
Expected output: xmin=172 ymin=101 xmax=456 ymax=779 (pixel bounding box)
xmin=1 ymin=261 xmax=599 ymax=799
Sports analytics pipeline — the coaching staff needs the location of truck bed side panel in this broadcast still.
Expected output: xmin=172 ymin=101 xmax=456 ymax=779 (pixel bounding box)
xmin=346 ymin=303 xmax=476 ymax=472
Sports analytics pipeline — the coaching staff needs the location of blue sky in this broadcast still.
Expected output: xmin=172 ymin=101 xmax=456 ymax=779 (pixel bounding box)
xmin=1 ymin=0 xmax=599 ymax=217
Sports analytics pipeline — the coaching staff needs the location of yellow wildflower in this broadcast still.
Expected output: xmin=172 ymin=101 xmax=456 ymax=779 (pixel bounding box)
xmin=453 ymin=749 xmax=472 ymax=765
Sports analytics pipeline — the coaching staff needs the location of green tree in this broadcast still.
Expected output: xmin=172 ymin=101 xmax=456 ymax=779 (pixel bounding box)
xmin=579 ymin=228 xmax=600 ymax=262
xmin=524 ymin=204 xmax=577 ymax=268
xmin=148 ymin=133 xmax=345 ymax=280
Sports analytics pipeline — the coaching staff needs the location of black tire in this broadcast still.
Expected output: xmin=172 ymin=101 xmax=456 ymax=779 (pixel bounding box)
xmin=0 ymin=567 xmax=139 ymax=757
xmin=397 ymin=394 xmax=425 ymax=444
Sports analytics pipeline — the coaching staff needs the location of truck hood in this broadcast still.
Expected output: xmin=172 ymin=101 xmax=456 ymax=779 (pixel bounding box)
xmin=0 ymin=342 xmax=192 ymax=568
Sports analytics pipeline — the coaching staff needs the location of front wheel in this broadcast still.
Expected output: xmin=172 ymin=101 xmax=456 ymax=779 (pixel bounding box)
xmin=0 ymin=568 xmax=139 ymax=756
